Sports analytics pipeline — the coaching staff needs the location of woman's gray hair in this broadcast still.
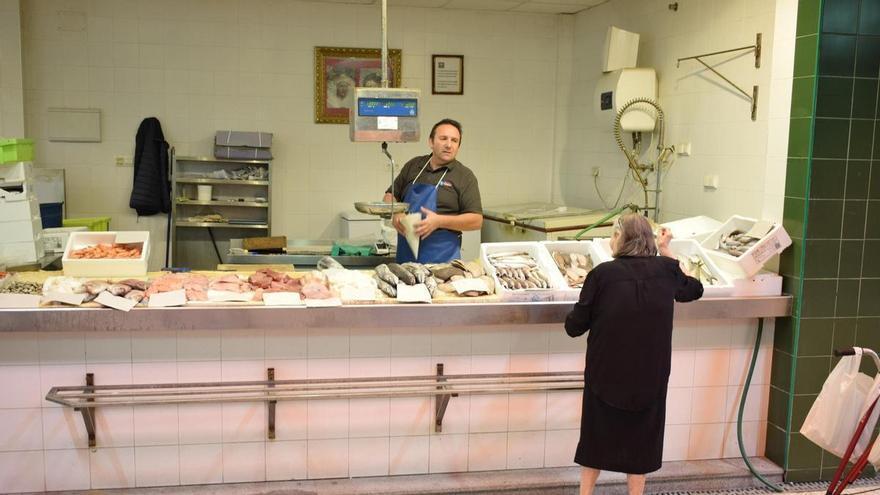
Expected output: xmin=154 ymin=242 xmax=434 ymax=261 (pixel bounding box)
xmin=612 ymin=213 xmax=657 ymax=257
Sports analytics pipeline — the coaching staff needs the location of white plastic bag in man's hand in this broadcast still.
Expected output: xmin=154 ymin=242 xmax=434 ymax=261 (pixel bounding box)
xmin=800 ymin=349 xmax=878 ymax=460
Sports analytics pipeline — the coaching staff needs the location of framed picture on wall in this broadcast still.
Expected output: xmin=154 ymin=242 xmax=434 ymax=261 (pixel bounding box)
xmin=432 ymin=55 xmax=463 ymax=95
xmin=314 ymin=46 xmax=402 ymax=124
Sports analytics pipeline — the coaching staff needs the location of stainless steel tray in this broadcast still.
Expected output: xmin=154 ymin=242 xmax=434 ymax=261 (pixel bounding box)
xmin=354 ymin=201 xmax=410 ymax=218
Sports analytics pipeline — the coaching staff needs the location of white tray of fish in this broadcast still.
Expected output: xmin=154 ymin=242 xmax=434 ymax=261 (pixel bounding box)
xmin=479 ymin=242 xmax=563 ymax=302
xmin=700 ymin=215 xmax=791 ymax=277
xmin=542 ymin=240 xmax=606 ymax=301
xmin=668 ymin=239 xmax=733 ymax=297
xmin=591 ymin=238 xmax=615 ymax=263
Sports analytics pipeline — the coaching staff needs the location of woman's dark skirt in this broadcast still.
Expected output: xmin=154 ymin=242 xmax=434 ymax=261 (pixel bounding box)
xmin=574 ymin=385 xmax=666 ymax=474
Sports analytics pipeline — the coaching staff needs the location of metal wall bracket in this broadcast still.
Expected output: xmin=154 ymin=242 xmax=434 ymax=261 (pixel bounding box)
xmin=267 ymin=368 xmax=276 ymax=440
xmin=677 ymin=33 xmax=762 ymax=121
xmin=73 ymin=373 xmax=96 ymax=450
xmin=434 ymin=363 xmax=457 ymax=433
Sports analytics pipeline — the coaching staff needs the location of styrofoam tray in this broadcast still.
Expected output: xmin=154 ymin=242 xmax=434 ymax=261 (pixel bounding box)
xmin=62 ymin=231 xmax=149 ymax=277
xmin=661 ymin=215 xmax=722 ymax=243
xmin=479 ymin=241 xmax=563 ymax=302
xmin=541 ymin=240 xmax=606 ymax=301
xmin=701 ymin=215 xmax=791 ymax=277
xmin=667 ymin=239 xmax=734 ymax=297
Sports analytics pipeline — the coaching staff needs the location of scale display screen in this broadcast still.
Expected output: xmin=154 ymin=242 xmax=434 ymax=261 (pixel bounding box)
xmin=358 ymin=98 xmax=418 ymax=117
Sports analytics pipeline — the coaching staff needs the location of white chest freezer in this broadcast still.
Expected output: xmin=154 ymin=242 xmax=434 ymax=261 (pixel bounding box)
xmin=481 ymin=203 xmax=617 ymax=243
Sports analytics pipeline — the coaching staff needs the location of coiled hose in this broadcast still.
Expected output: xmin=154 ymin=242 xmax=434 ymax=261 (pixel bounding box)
xmin=612 ymin=97 xmax=666 ymax=212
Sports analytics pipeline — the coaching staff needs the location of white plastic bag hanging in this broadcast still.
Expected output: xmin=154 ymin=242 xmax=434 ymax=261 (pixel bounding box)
xmin=800 ymin=348 xmax=879 ymax=459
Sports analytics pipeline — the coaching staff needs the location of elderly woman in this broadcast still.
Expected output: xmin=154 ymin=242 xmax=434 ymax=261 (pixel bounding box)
xmin=565 ymin=213 xmax=703 ymax=495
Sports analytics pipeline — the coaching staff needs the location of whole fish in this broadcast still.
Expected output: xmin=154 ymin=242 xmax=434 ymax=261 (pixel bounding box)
xmin=388 ymin=263 xmax=417 ymax=286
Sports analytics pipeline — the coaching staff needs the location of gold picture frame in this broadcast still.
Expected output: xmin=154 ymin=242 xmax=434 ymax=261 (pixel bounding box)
xmin=314 ymin=46 xmax=402 ymax=124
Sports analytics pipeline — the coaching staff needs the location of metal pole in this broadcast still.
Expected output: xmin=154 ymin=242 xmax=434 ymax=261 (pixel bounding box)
xmin=381 ymin=0 xmax=388 ymax=88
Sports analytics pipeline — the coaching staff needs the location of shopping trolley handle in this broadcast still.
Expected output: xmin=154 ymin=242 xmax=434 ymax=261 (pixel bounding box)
xmin=834 ymin=347 xmax=880 ymax=369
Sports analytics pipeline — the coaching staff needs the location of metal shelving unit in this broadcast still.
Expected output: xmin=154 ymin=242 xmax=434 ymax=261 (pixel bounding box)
xmin=170 ymin=152 xmax=272 ymax=269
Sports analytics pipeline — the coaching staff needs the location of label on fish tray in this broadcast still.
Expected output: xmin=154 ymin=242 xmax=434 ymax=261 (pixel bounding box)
xmin=95 ymin=291 xmax=137 ymax=312
xmin=397 ymin=283 xmax=432 ymax=303
xmin=43 ymin=291 xmax=86 ymax=306
xmin=148 ymin=289 xmax=187 ymax=308
xmin=450 ymin=278 xmax=490 ymax=295
xmin=304 ymin=297 xmax=342 ymax=308
xmin=0 ymin=294 xmax=42 ymax=308
xmin=262 ymin=292 xmax=304 ymax=306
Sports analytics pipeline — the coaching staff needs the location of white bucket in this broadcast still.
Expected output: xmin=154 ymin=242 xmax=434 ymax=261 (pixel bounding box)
xmin=197 ymin=185 xmax=213 ymax=201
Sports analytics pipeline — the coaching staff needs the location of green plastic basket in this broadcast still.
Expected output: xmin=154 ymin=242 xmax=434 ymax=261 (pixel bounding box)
xmin=0 ymin=138 xmax=35 ymax=164
xmin=63 ymin=216 xmax=111 ymax=232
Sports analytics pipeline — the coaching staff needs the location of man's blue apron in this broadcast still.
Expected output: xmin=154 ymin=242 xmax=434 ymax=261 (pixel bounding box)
xmin=396 ymin=158 xmax=461 ymax=263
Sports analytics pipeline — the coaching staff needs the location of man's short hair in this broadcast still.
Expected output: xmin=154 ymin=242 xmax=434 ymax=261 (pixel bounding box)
xmin=429 ymin=118 xmax=463 ymax=141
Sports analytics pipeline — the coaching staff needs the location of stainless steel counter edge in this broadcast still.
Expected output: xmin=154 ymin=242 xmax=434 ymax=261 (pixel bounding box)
xmin=0 ymin=296 xmax=792 ymax=332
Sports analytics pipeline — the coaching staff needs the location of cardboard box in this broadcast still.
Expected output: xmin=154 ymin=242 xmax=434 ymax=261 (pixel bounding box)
xmin=701 ymin=215 xmax=792 ymax=277
xmin=62 ymin=231 xmax=149 ymax=277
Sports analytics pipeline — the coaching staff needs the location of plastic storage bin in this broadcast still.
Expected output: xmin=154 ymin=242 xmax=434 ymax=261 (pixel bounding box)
xmin=39 ymin=202 xmax=63 ymax=228
xmin=701 ymin=215 xmax=792 ymax=277
xmin=480 ymin=241 xmax=563 ymax=302
xmin=0 ymin=139 xmax=35 ymax=164
xmin=542 ymin=240 xmax=607 ymax=301
xmin=63 ymin=216 xmax=110 ymax=231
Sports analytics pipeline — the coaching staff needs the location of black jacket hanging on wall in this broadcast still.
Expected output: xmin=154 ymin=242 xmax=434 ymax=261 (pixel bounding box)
xmin=129 ymin=117 xmax=171 ymax=216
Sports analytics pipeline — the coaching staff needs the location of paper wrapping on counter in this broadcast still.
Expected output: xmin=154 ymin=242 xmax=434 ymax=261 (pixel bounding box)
xmin=400 ymin=213 xmax=421 ymax=258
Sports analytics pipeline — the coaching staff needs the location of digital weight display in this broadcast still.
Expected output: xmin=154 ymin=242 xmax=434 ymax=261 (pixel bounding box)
xmin=357 ymin=98 xmax=418 ymax=117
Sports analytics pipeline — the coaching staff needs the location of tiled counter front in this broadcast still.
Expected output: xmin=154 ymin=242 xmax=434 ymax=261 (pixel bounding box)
xmin=0 ymin=301 xmax=788 ymax=492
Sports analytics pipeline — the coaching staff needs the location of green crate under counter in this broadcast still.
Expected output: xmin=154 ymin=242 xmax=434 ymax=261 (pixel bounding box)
xmin=63 ymin=216 xmax=110 ymax=231
xmin=0 ymin=139 xmax=34 ymax=164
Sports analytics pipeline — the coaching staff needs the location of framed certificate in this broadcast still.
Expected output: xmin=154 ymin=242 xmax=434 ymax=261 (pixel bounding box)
xmin=432 ymin=55 xmax=463 ymax=95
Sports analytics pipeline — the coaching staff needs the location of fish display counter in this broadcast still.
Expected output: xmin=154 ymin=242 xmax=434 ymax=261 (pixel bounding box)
xmin=0 ymin=237 xmax=791 ymax=493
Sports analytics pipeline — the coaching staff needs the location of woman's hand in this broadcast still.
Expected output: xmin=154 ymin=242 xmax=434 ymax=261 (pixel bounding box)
xmin=657 ymin=227 xmax=675 ymax=258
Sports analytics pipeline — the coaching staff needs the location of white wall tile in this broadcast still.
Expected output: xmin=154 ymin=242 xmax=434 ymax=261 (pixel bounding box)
xmin=725 ymin=385 xmax=769 ymax=423
xmin=509 ymin=353 xmax=549 ymax=373
xmin=389 ymin=397 xmax=431 ymax=437
xmin=546 ymin=390 xmax=580 ymax=430
xmin=669 ymin=350 xmax=695 ymax=387
xmin=471 ymin=326 xmax=509 ymax=355
xmin=723 ymin=420 xmax=766 ymax=458
xmin=222 ymin=442 xmax=266 ymax=483
xmin=508 ymin=392 xmax=547 ymax=431
xmin=131 ymin=330 xmax=177 ymax=362
xmin=469 ymin=394 xmax=508 ymax=433
xmin=691 ymin=386 xmax=728 ymax=424
xmin=131 ymin=362 xmax=177 ymax=385
xmin=693 ymin=320 xmax=732 ymax=349
xmin=95 ymin=406 xmax=135 ymax=447
xmin=221 ymin=328 xmax=265 ymax=361
xmin=221 ymin=360 xmax=267 ymax=382
xmin=349 ymin=437 xmax=390 ymax=477
xmin=308 ymin=358 xmax=349 ymax=380
xmin=265 ymin=328 xmax=308 ymax=360
xmin=0 ymin=450 xmax=44 ymax=493
xmin=307 ymin=438 xmax=348 ymax=479
xmin=663 ymin=424 xmax=691 ymax=462
xmin=0 ymin=408 xmax=42 ymax=451
xmin=0 ymin=332 xmax=39 ymax=365
xmin=349 ymin=398 xmax=390 ymax=438
xmin=86 ymin=363 xmax=132 ymax=386
xmin=510 ymin=324 xmax=552 ymax=354
xmin=389 ymin=435 xmax=429 ymax=475
xmin=350 ymin=328 xmax=391 ymax=358
xmin=179 ymin=444 xmax=223 ymax=485
xmin=85 ymin=331 xmax=131 ymax=363
xmin=39 ymin=332 xmax=85 ymax=364
xmin=0 ymin=365 xmax=42 ymax=408
xmin=544 ymin=429 xmax=578 ymax=467
xmin=135 ymin=445 xmax=179 ymax=487
xmin=133 ymin=404 xmax=179 ymax=446
xmin=42 ymin=407 xmax=89 ymax=449
xmin=429 ymin=433 xmax=469 ymax=473
xmin=222 ymin=403 xmax=265 ymax=443
xmin=688 ymin=423 xmax=726 ymax=460
xmin=90 ymin=446 xmax=136 ymax=489
xmin=266 ymin=440 xmax=307 ymax=481
xmin=548 ymin=353 xmax=583 ymax=372
xmin=468 ymin=432 xmax=507 ymax=471
xmin=177 ymin=360 xmax=221 ymax=383
xmin=44 ymin=448 xmax=90 ymax=491
xmin=308 ymin=399 xmax=349 ymax=440
xmin=391 ymin=327 xmax=431 ymax=357
xmin=507 ymin=430 xmax=545 ymax=469
xmin=178 ymin=403 xmax=222 ymax=445
xmin=729 ymin=346 xmax=771 ymax=386
xmin=177 ymin=330 xmax=221 ymax=361
xmin=307 ymin=327 xmax=349 ymax=359
xmin=432 ymin=327 xmax=471 ymax=356
xmin=693 ymin=349 xmax=731 ymax=387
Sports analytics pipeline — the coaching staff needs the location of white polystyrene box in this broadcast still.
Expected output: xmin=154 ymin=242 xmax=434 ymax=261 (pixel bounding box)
xmin=661 ymin=216 xmax=722 ymax=244
xmin=541 ymin=240 xmax=607 ymax=302
xmin=667 ymin=239 xmax=734 ymax=297
xmin=701 ymin=215 xmax=792 ymax=278
xmin=480 ymin=241 xmax=563 ymax=302
xmin=593 ymin=238 xmax=614 ymax=263
xmin=62 ymin=231 xmax=149 ymax=277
